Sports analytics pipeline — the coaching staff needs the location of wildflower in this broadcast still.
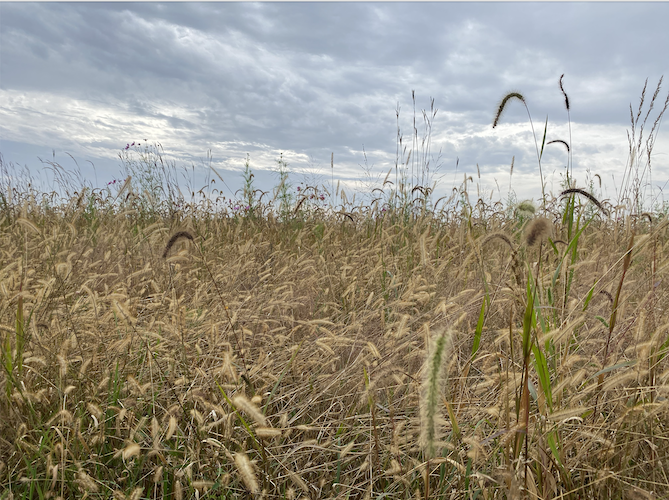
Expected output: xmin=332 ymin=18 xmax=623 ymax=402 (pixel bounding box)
xmin=296 ymin=186 xmax=301 ymax=192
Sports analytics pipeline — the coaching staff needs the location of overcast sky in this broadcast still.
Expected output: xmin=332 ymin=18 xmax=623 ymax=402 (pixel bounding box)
xmin=1 ymin=2 xmax=668 ymax=208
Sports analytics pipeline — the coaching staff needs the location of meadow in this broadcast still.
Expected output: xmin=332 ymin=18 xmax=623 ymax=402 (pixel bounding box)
xmin=1 ymin=79 xmax=669 ymax=499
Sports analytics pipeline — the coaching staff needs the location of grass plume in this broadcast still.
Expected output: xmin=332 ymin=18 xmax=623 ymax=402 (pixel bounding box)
xmin=493 ymin=92 xmax=526 ymax=128
xmin=559 ymin=73 xmax=570 ymax=111
xmin=162 ymin=230 xmax=195 ymax=258
xmin=560 ymin=187 xmax=609 ymax=216
xmin=525 ymin=217 xmax=551 ymax=247
xmin=420 ymin=328 xmax=451 ymax=460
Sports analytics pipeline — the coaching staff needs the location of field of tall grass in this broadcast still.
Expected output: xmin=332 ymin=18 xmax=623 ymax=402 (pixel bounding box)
xmin=2 ymin=77 xmax=669 ymax=499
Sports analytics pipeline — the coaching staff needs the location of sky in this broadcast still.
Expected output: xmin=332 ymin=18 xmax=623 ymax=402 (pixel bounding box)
xmin=1 ymin=2 xmax=668 ymax=209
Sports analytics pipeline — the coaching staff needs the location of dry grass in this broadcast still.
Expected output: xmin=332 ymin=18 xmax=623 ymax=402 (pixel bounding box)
xmin=0 ymin=188 xmax=668 ymax=500
xmin=2 ymin=75 xmax=669 ymax=498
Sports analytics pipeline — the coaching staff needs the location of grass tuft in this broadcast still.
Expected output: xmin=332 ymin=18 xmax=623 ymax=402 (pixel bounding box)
xmin=1 ymin=79 xmax=668 ymax=499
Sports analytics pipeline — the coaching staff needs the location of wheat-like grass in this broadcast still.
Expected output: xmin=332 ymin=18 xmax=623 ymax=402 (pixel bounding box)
xmin=525 ymin=217 xmax=551 ymax=247
xmin=162 ymin=230 xmax=195 ymax=258
xmin=420 ymin=328 xmax=451 ymax=459
xmin=231 ymin=394 xmax=267 ymax=427
xmin=234 ymin=451 xmax=260 ymax=494
xmin=493 ymin=92 xmax=526 ymax=128
xmin=1 ymin=145 xmax=668 ymax=498
xmin=560 ymin=187 xmax=609 ymax=216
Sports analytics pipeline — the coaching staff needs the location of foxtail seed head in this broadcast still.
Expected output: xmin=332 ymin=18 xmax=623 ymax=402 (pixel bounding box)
xmin=525 ymin=217 xmax=551 ymax=247
xmin=559 ymin=74 xmax=570 ymax=111
xmin=560 ymin=188 xmax=608 ymax=216
xmin=420 ymin=328 xmax=452 ymax=459
xmin=547 ymin=139 xmax=570 ymax=153
xmin=493 ymin=92 xmax=526 ymax=128
xmin=162 ymin=230 xmax=195 ymax=258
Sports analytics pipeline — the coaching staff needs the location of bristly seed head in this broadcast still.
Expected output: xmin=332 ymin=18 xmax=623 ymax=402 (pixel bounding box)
xmin=560 ymin=188 xmax=609 ymax=216
xmin=525 ymin=217 xmax=551 ymax=247
xmin=515 ymin=200 xmax=536 ymax=222
xmin=493 ymin=92 xmax=526 ymax=128
xmin=547 ymin=139 xmax=570 ymax=153
xmin=481 ymin=232 xmax=516 ymax=253
xmin=559 ymin=74 xmax=570 ymax=111
xmin=162 ymin=230 xmax=195 ymax=258
xmin=420 ymin=328 xmax=452 ymax=459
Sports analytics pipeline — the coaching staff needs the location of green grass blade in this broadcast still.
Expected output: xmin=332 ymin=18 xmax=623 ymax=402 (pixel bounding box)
xmin=471 ymin=298 xmax=486 ymax=360
xmin=539 ymin=115 xmax=548 ymax=161
xmin=582 ymin=282 xmax=596 ymax=311
xmin=532 ymin=344 xmax=552 ymax=410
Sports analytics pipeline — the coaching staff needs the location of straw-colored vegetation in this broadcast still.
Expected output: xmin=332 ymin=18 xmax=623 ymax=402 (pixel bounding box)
xmin=1 ymin=77 xmax=669 ymax=499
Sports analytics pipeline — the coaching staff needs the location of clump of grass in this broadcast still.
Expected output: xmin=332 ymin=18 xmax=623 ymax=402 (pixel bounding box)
xmin=2 ymin=79 xmax=669 ymax=500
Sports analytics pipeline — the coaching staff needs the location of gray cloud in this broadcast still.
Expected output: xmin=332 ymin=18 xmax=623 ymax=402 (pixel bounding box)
xmin=1 ymin=2 xmax=668 ymax=205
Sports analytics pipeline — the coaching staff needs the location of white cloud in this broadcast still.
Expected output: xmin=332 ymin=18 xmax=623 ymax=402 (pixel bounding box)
xmin=1 ymin=2 xmax=667 ymax=208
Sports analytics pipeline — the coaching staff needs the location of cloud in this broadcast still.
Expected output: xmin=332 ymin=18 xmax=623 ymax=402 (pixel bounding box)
xmin=1 ymin=2 xmax=668 ymax=205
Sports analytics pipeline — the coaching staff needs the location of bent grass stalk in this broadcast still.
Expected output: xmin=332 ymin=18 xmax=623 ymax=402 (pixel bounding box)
xmin=493 ymin=91 xmax=546 ymax=204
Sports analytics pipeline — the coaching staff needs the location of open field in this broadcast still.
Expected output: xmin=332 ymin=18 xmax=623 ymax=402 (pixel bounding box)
xmin=2 ymin=183 xmax=669 ymax=499
xmin=2 ymin=80 xmax=669 ymax=499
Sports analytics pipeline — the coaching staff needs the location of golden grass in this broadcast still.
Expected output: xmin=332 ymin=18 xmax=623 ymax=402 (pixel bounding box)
xmin=1 ymin=198 xmax=669 ymax=499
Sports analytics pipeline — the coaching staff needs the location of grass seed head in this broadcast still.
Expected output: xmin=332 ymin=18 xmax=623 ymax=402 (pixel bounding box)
xmin=559 ymin=73 xmax=570 ymax=111
xmin=232 ymin=394 xmax=267 ymax=427
xmin=560 ymin=188 xmax=608 ymax=216
xmin=493 ymin=92 xmax=526 ymax=128
xmin=234 ymin=452 xmax=259 ymax=495
xmin=420 ymin=328 xmax=452 ymax=459
xmin=525 ymin=217 xmax=551 ymax=247
xmin=515 ymin=200 xmax=536 ymax=220
xmin=162 ymin=230 xmax=195 ymax=258
xmin=481 ymin=232 xmax=516 ymax=253
xmin=547 ymin=139 xmax=570 ymax=152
